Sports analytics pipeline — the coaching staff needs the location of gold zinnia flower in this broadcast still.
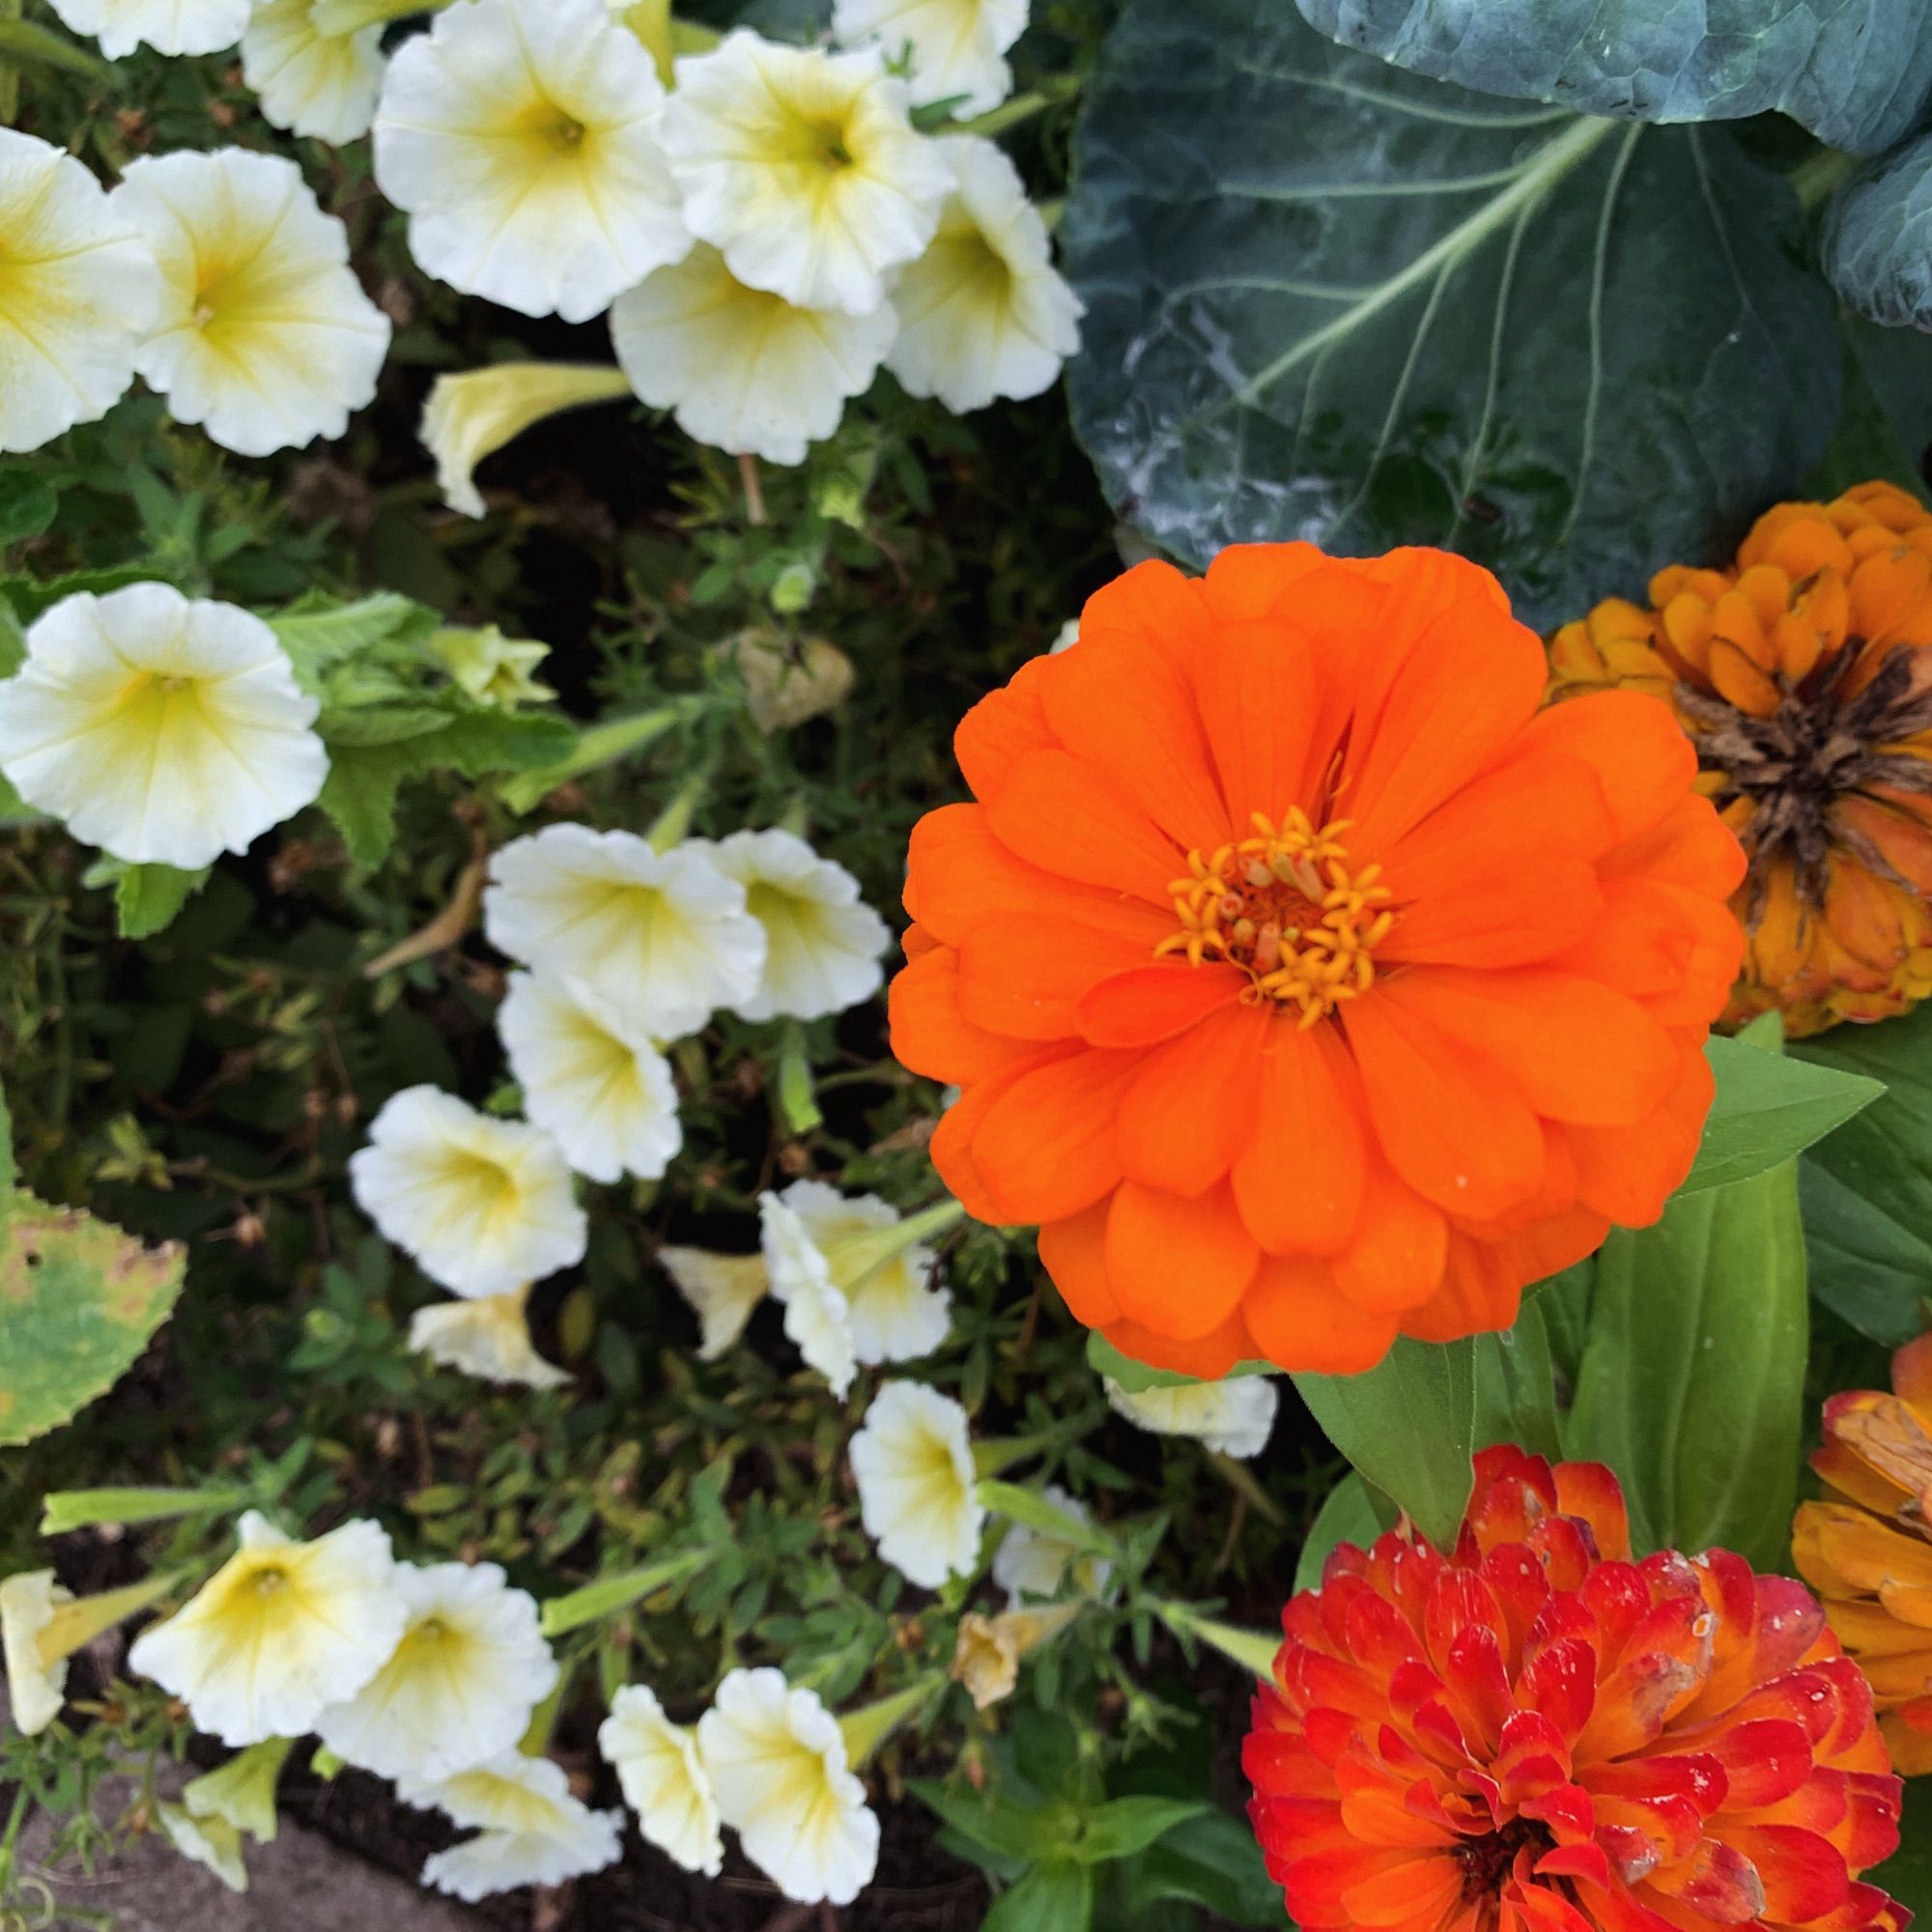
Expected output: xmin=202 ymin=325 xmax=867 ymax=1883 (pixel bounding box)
xmin=1549 ymin=481 xmax=1932 ymax=1035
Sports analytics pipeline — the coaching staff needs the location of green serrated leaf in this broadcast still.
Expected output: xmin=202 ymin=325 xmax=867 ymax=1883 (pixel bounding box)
xmin=270 ymin=592 xmax=440 ymax=690
xmin=1682 ymin=1026 xmax=1884 ymax=1194
xmin=1061 ymin=0 xmax=1839 ymax=630
xmin=0 ymin=1192 xmax=185 ymax=1447
xmin=109 ymin=862 xmax=212 ymax=940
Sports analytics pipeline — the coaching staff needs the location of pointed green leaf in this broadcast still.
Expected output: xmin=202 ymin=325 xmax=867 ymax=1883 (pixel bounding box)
xmin=1293 ymin=1471 xmax=1384 ymax=1594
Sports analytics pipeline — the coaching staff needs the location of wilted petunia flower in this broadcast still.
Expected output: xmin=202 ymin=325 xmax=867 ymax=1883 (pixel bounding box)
xmin=128 ymin=1513 xmax=407 ymax=1747
xmin=372 ymin=0 xmax=689 ymax=323
xmin=892 ymin=544 xmax=1745 ymax=1379
xmin=951 ymin=1601 xmax=1078 ymax=1710
xmin=599 ymin=1683 xmax=724 ymax=1876
xmin=349 ymin=1087 xmax=587 ymax=1298
xmin=114 ymin=150 xmax=391 ymax=458
xmin=1248 ymin=1448 xmax=1905 ymax=1932
xmin=658 ymin=1245 xmax=770 ymax=1361
xmin=428 ymin=626 xmax=554 ymax=710
xmin=241 ymin=0 xmax=386 ymax=144
xmin=484 ymin=824 xmax=766 ymax=1039
xmin=408 ymin=1287 xmax=570 ymax=1390
xmin=0 ymin=584 xmax=328 ymax=871
xmin=832 ymin=0 xmax=1027 ymax=114
xmin=46 ymin=0 xmax=248 ymax=57
xmin=887 ymin=135 xmax=1083 ymax=415
xmin=317 ymin=1562 xmax=559 ymax=1783
xmin=1103 ymin=1376 xmax=1277 ymax=1462
xmin=404 ymin=1753 xmax=623 ymax=1902
xmin=661 ymin=32 xmax=950 ymax=316
xmin=497 ymin=970 xmax=683 ymax=1185
xmin=707 ymin=829 xmax=892 ymax=1023
xmin=419 ymin=362 xmax=634 ymax=520
xmin=697 ymin=1667 xmax=880 ymax=1906
xmin=1550 ymin=481 xmax=1932 ymax=1036
xmin=0 ymin=131 xmax=157 ymax=455
xmin=848 ymin=1379 xmax=984 ymax=1589
xmin=1794 ymin=1333 xmax=1932 ymax=1773
xmin=610 ymin=245 xmax=896 ymax=467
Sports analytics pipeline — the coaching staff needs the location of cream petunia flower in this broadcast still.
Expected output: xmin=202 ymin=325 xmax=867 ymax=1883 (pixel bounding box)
xmin=241 ymin=0 xmax=387 ymax=144
xmin=420 ymin=363 xmax=633 ymax=520
xmin=409 ymin=1287 xmax=570 ymax=1390
xmin=758 ymin=1189 xmax=857 ymax=1398
xmin=484 ymin=824 xmax=765 ymax=1040
xmin=610 ymin=245 xmax=895 ymax=467
xmin=404 ymin=1753 xmax=624 ymax=1903
xmin=887 ymin=135 xmax=1082 ymax=414
xmin=848 ymin=1379 xmax=984 ymax=1589
xmin=46 ymin=0 xmax=248 ymax=57
xmin=832 ymin=0 xmax=1027 ymax=113
xmin=697 ymin=1668 xmax=879 ymax=1907
xmin=1 ymin=1571 xmax=71 ymax=1736
xmin=662 ymin=32 xmax=949 ymax=316
xmin=113 ymin=150 xmax=391 ymax=459
xmin=0 ymin=584 xmax=327 ymax=870
xmin=761 ymin=1181 xmax=952 ymax=1369
xmin=349 ymin=1087 xmax=587 ymax=1298
xmin=1102 ymin=1376 xmax=1278 ymax=1462
xmin=372 ymin=0 xmax=690 ymax=323
xmin=158 ymin=1804 xmax=249 ymax=1892
xmin=707 ymin=830 xmax=890 ymax=1023
xmin=128 ymin=1513 xmax=406 ymax=1747
xmin=0 ymin=130 xmax=158 ymax=455
xmin=316 ymin=1562 xmax=559 ymax=1782
xmin=497 ymin=970 xmax=682 ymax=1185
xmin=990 ymin=1483 xmax=1113 ymax=1605
xmin=599 ymin=1683 xmax=723 ymax=1876
xmin=659 ymin=1246 xmax=769 ymax=1361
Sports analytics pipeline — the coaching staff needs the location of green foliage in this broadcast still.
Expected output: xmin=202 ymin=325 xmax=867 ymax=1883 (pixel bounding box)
xmin=80 ymin=858 xmax=212 ymax=941
xmin=1824 ymin=133 xmax=1932 ymax=329
xmin=1062 ymin=0 xmax=1840 ymax=628
xmin=1686 ymin=1022 xmax=1885 ymax=1193
xmin=1086 ymin=1331 xmax=1270 ymax=1392
xmin=1291 ymin=1471 xmax=1382 ymax=1593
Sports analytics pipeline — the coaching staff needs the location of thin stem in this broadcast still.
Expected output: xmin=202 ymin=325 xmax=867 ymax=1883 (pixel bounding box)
xmin=956 ymin=72 xmax=1081 ymax=139
xmin=737 ymin=451 xmax=768 ymax=527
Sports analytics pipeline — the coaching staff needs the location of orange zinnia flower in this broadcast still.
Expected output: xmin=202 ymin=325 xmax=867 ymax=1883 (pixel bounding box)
xmin=1793 ymin=1334 xmax=1932 ymax=1775
xmin=1248 ymin=1448 xmax=1906 ymax=1932
xmin=890 ymin=544 xmax=1743 ymax=1376
xmin=1549 ymin=481 xmax=1932 ymax=1036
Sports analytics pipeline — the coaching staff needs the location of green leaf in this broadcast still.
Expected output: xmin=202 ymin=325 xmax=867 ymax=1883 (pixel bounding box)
xmin=1116 ymin=1810 xmax=1284 ymax=1928
xmin=86 ymin=860 xmax=213 ymax=940
xmin=0 ymin=14 xmax=117 ymax=87
xmin=270 ymin=592 xmax=440 ymax=690
xmin=1074 ymin=1797 xmax=1208 ymax=1865
xmin=1062 ymin=0 xmax=1839 ymax=631
xmin=979 ymin=1480 xmax=1119 ymax=1557
xmin=1791 ymin=1001 xmax=1932 ymax=1343
xmin=1874 ymin=1774 xmax=1932 ymax=1924
xmin=0 ymin=469 xmax=57 ymax=546
xmin=912 ymin=1784 xmax=1075 ymax=1865
xmin=1086 ymin=1329 xmax=1271 ymax=1393
xmin=1683 ymin=1023 xmax=1884 ymax=1194
xmin=1293 ymin=1470 xmax=1383 ymax=1594
xmin=985 ymin=1861 xmax=1096 ymax=1932
xmin=0 ymin=566 xmax=163 ymax=624
xmin=1565 ymin=1161 xmax=1807 ymax=1567
xmin=1290 ymin=0 xmax=1932 ymax=154
xmin=0 ymin=1192 xmax=185 ymax=1447
xmin=1823 ymin=132 xmax=1932 ymax=328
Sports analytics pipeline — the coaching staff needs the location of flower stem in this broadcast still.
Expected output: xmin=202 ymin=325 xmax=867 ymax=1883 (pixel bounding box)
xmin=1151 ymin=1600 xmax=1280 ymax=1681
xmin=957 ymin=72 xmax=1081 ymax=139
xmin=497 ymin=696 xmax=711 ymax=814
xmin=539 ymin=1548 xmax=711 ymax=1638
xmin=775 ymin=1022 xmax=822 ymax=1135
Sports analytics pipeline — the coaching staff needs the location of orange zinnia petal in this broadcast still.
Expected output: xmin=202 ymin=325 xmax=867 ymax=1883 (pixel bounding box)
xmin=984 ymin=748 xmax=1179 ymax=904
xmin=889 ymin=943 xmax=1047 ymax=1085
xmin=1076 ymin=961 xmax=1248 ymax=1048
xmin=1329 ymin=1159 xmax=1448 ymax=1315
xmin=955 ymin=653 xmax=1058 ymax=800
xmin=1241 ymin=1253 xmax=1400 ymax=1373
xmin=1118 ymin=1001 xmax=1268 ymax=1196
xmin=1231 ymin=1021 xmax=1367 ymax=1256
xmin=1105 ymin=1178 xmax=1260 ymax=1341
xmin=1520 ymin=693 xmax=1697 ymax=844
xmin=964 ymin=1047 xmax=1141 ymax=1224
xmin=956 ymin=912 xmax=1155 ymax=1040
xmin=1037 ymin=1200 xmax=1119 ymax=1327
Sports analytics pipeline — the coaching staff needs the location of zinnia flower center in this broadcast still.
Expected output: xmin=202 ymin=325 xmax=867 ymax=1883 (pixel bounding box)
xmin=1458 ymin=1816 xmax=1553 ymax=1907
xmin=1155 ymin=809 xmax=1394 ymax=1024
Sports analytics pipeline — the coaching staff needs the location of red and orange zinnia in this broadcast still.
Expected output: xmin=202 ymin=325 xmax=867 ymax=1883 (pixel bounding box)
xmin=890 ymin=544 xmax=1744 ymax=1376
xmin=1247 ymin=1448 xmax=1906 ymax=1932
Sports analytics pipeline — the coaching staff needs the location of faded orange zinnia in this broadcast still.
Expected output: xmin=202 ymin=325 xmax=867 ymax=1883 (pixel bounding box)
xmin=1248 ymin=1447 xmax=1906 ymax=1932
xmin=1550 ymin=481 xmax=1932 ymax=1036
xmin=890 ymin=544 xmax=1743 ymax=1377
xmin=1794 ymin=1334 xmax=1932 ymax=1775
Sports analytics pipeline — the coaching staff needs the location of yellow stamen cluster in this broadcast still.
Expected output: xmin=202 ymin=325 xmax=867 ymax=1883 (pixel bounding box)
xmin=1155 ymin=810 xmax=1395 ymax=1026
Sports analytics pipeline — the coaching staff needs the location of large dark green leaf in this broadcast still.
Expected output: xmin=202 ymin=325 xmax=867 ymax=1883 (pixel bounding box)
xmin=1565 ymin=1160 xmax=1807 ymax=1567
xmin=1825 ymin=134 xmax=1932 ymax=329
xmin=1683 ymin=1023 xmax=1883 ymax=1194
xmin=1292 ymin=0 xmax=1932 ymax=155
xmin=1062 ymin=0 xmax=1840 ymax=630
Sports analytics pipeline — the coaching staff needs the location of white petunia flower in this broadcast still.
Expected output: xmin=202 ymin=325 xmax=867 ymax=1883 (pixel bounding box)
xmin=484 ymin=824 xmax=765 ymax=1039
xmin=114 ymin=150 xmax=391 ymax=459
xmin=497 ymin=970 xmax=682 ymax=1185
xmin=663 ymin=33 xmax=949 ymax=316
xmin=316 ymin=1562 xmax=559 ymax=1783
xmin=158 ymin=1804 xmax=249 ymax=1892
xmin=599 ymin=1683 xmax=723 ymax=1877
xmin=420 ymin=363 xmax=633 ymax=520
xmin=658 ymin=1246 xmax=769 ymax=1361
xmin=46 ymin=0 xmax=248 ymax=57
xmin=610 ymin=245 xmax=895 ymax=467
xmin=128 ymin=1513 xmax=406 ymax=1747
xmin=758 ymin=1189 xmax=857 ymax=1397
xmin=241 ymin=0 xmax=387 ymax=144
xmin=887 ymin=135 xmax=1082 ymax=414
xmin=1102 ymin=1376 xmax=1279 ymax=1462
xmin=409 ymin=1287 xmax=570 ymax=1390
xmin=761 ymin=1181 xmax=952 ymax=1370
xmin=697 ymin=1668 xmax=879 ymax=1907
xmin=349 ymin=1087 xmax=587 ymax=1298
xmin=373 ymin=0 xmax=689 ymax=323
xmin=848 ymin=1379 xmax=984 ymax=1589
xmin=707 ymin=830 xmax=890 ymax=1023
xmin=405 ymin=1753 xmax=623 ymax=1903
xmin=0 ymin=130 xmax=158 ymax=455
xmin=0 ymin=584 xmax=327 ymax=870
xmin=991 ymin=1484 xmax=1114 ymax=1605
xmin=832 ymin=0 xmax=1027 ymax=114
xmin=0 ymin=1571 xmax=71 ymax=1737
